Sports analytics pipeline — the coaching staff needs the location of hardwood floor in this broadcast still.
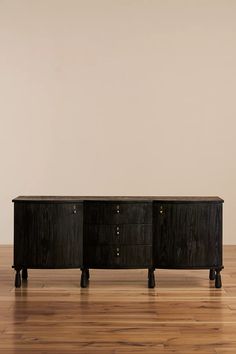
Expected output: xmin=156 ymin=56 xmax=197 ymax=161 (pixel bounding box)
xmin=1 ymin=245 xmax=236 ymax=354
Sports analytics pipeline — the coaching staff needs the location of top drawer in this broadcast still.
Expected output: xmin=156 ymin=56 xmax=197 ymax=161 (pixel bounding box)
xmin=84 ymin=202 xmax=152 ymax=224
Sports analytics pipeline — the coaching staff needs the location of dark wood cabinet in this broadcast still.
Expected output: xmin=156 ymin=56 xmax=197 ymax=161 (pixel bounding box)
xmin=14 ymin=202 xmax=83 ymax=269
xmin=153 ymin=202 xmax=222 ymax=269
xmin=84 ymin=245 xmax=152 ymax=268
xmin=12 ymin=196 xmax=224 ymax=289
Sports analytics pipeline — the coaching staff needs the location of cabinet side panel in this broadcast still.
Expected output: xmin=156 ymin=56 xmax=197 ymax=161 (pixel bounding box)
xmin=14 ymin=203 xmax=28 ymax=267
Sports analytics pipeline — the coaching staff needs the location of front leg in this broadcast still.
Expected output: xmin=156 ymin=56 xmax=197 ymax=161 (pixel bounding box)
xmin=148 ymin=268 xmax=156 ymax=288
xmin=80 ymin=268 xmax=88 ymax=288
xmin=15 ymin=268 xmax=22 ymax=288
xmin=85 ymin=268 xmax=90 ymax=280
xmin=215 ymin=268 xmax=222 ymax=288
xmin=209 ymin=269 xmax=215 ymax=280
xmin=22 ymin=268 xmax=28 ymax=280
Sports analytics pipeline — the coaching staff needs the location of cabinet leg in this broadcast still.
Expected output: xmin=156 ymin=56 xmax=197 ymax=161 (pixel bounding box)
xmin=85 ymin=269 xmax=90 ymax=280
xmin=15 ymin=269 xmax=21 ymax=288
xmin=22 ymin=268 xmax=28 ymax=280
xmin=215 ymin=269 xmax=222 ymax=288
xmin=80 ymin=269 xmax=88 ymax=288
xmin=209 ymin=269 xmax=215 ymax=280
xmin=148 ymin=268 xmax=155 ymax=288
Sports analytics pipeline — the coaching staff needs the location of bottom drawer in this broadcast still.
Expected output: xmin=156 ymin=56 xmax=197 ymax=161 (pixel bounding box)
xmin=84 ymin=245 xmax=152 ymax=268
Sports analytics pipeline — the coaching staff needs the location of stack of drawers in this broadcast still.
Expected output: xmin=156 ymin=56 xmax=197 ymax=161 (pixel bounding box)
xmin=84 ymin=202 xmax=153 ymax=268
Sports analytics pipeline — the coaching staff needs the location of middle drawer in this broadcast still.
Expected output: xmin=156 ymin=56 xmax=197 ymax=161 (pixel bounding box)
xmin=84 ymin=224 xmax=152 ymax=245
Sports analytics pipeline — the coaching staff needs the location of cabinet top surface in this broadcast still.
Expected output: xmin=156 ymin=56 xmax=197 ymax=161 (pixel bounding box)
xmin=12 ymin=196 xmax=224 ymax=203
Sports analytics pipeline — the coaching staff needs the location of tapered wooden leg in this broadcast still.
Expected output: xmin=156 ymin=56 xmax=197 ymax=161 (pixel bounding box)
xmin=80 ymin=269 xmax=88 ymax=288
xmin=215 ymin=269 xmax=222 ymax=288
xmin=148 ymin=268 xmax=155 ymax=288
xmin=209 ymin=269 xmax=215 ymax=280
xmin=22 ymin=268 xmax=28 ymax=280
xmin=15 ymin=269 xmax=21 ymax=288
xmin=85 ymin=269 xmax=90 ymax=280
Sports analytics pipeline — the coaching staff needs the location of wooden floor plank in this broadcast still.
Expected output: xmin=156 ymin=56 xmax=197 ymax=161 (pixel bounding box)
xmin=0 ymin=245 xmax=236 ymax=353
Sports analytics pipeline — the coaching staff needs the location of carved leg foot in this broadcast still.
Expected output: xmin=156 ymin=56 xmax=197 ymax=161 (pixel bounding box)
xmin=209 ymin=269 xmax=215 ymax=280
xmin=15 ymin=269 xmax=21 ymax=288
xmin=215 ymin=269 xmax=222 ymax=288
xmin=148 ymin=268 xmax=155 ymax=288
xmin=22 ymin=268 xmax=28 ymax=280
xmin=80 ymin=269 xmax=88 ymax=288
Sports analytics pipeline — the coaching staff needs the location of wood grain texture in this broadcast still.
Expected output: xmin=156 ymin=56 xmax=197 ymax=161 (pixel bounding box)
xmin=14 ymin=203 xmax=83 ymax=268
xmin=13 ymin=198 xmax=223 ymax=289
xmin=0 ymin=245 xmax=235 ymax=354
xmin=84 ymin=224 xmax=152 ymax=245
xmin=84 ymin=244 xmax=153 ymax=268
xmin=84 ymin=202 xmax=152 ymax=224
xmin=13 ymin=196 xmax=224 ymax=202
xmin=153 ymin=202 xmax=223 ymax=269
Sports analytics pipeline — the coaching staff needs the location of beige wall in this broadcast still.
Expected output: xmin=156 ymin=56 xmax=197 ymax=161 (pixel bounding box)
xmin=0 ymin=0 xmax=235 ymax=244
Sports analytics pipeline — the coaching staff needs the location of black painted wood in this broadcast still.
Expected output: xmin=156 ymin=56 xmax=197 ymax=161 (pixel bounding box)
xmin=148 ymin=268 xmax=155 ymax=288
xmin=209 ymin=269 xmax=215 ymax=280
xmin=84 ymin=224 xmax=152 ymax=245
xmin=80 ymin=269 xmax=88 ymax=288
xmin=153 ymin=202 xmax=223 ymax=269
xmin=22 ymin=268 xmax=28 ymax=280
xmin=12 ymin=196 xmax=224 ymax=289
xmin=14 ymin=202 xmax=83 ymax=269
xmin=84 ymin=245 xmax=153 ymax=268
xmin=84 ymin=202 xmax=152 ymax=224
xmin=13 ymin=196 xmax=223 ymax=202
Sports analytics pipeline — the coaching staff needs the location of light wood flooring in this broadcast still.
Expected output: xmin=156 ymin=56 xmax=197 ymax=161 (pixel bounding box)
xmin=1 ymin=245 xmax=236 ymax=354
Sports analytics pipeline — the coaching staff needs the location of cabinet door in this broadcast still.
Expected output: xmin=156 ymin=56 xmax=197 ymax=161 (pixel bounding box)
xmin=153 ymin=203 xmax=222 ymax=268
xmin=14 ymin=203 xmax=83 ymax=268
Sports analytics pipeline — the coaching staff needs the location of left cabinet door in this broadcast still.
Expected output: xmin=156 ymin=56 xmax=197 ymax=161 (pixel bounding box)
xmin=14 ymin=202 xmax=83 ymax=268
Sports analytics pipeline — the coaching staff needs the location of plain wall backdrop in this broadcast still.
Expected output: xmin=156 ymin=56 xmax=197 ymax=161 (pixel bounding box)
xmin=0 ymin=0 xmax=235 ymax=244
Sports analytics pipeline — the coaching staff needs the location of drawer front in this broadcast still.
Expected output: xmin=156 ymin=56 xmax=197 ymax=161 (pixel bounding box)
xmin=84 ymin=224 xmax=152 ymax=245
xmin=84 ymin=245 xmax=152 ymax=268
xmin=84 ymin=202 xmax=152 ymax=224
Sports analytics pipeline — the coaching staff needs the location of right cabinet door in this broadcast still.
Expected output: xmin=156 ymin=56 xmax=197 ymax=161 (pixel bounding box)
xmin=153 ymin=202 xmax=222 ymax=268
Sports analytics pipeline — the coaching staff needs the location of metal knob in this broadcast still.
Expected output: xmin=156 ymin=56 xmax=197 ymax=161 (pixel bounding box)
xmin=116 ymin=231 xmax=120 ymax=235
xmin=116 ymin=205 xmax=120 ymax=213
xmin=73 ymin=206 xmax=77 ymax=214
xmin=160 ymin=205 xmax=163 ymax=215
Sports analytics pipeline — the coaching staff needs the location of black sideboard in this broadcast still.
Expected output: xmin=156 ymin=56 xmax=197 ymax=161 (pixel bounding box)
xmin=12 ymin=196 xmax=224 ymax=288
